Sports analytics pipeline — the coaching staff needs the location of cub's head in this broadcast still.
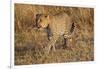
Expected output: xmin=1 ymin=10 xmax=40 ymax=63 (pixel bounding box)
xmin=36 ymin=14 xmax=50 ymax=29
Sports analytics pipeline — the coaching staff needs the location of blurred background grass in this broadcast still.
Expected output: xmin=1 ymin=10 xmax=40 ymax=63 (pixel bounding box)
xmin=14 ymin=4 xmax=94 ymax=65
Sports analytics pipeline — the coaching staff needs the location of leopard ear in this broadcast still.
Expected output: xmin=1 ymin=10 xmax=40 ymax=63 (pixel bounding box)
xmin=36 ymin=14 xmax=42 ymax=18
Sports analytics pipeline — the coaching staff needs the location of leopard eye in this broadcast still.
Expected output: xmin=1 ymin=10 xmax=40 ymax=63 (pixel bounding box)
xmin=45 ymin=15 xmax=47 ymax=18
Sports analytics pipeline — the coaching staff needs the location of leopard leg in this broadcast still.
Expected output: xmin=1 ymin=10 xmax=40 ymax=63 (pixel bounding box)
xmin=45 ymin=35 xmax=59 ymax=54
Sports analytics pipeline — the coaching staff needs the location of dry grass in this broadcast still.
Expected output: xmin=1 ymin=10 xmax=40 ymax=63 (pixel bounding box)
xmin=14 ymin=4 xmax=94 ymax=65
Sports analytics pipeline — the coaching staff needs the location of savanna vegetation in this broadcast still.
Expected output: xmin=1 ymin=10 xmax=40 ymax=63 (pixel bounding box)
xmin=15 ymin=4 xmax=94 ymax=65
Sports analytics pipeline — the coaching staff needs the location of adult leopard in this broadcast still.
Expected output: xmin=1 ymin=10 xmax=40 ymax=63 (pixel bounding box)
xmin=36 ymin=13 xmax=75 ymax=54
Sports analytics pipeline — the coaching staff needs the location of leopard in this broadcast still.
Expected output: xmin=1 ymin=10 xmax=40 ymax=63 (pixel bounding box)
xmin=36 ymin=12 xmax=75 ymax=54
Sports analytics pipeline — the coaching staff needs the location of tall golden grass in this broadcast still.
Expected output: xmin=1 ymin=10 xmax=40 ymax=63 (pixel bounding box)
xmin=15 ymin=4 xmax=94 ymax=65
